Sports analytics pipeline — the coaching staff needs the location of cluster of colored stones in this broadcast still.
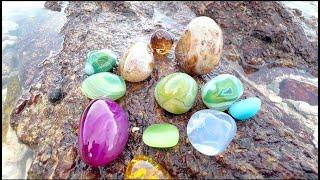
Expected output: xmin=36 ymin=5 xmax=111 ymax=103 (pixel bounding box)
xmin=76 ymin=16 xmax=262 ymax=178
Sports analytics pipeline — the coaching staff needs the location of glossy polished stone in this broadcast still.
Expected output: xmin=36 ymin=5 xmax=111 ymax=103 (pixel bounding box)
xmin=78 ymin=99 xmax=129 ymax=167
xmin=229 ymin=97 xmax=261 ymax=121
xmin=120 ymin=42 xmax=154 ymax=82
xmin=150 ymin=29 xmax=174 ymax=55
xmin=201 ymin=74 xmax=243 ymax=111
xmin=187 ymin=109 xmax=237 ymax=156
xmin=84 ymin=49 xmax=117 ymax=75
xmin=125 ymin=155 xmax=172 ymax=179
xmin=154 ymin=72 xmax=198 ymax=114
xmin=143 ymin=123 xmax=179 ymax=148
xmin=175 ymin=16 xmax=223 ymax=75
xmin=81 ymin=72 xmax=126 ymax=100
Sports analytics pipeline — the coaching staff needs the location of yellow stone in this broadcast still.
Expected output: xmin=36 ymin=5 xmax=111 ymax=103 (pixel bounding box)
xmin=125 ymin=155 xmax=172 ymax=179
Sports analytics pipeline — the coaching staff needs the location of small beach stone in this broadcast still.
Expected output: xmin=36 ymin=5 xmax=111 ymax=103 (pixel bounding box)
xmin=175 ymin=16 xmax=223 ymax=75
xmin=78 ymin=99 xmax=129 ymax=167
xmin=201 ymin=74 xmax=243 ymax=111
xmin=187 ymin=109 xmax=237 ymax=156
xmin=154 ymin=72 xmax=198 ymax=114
xmin=150 ymin=29 xmax=174 ymax=55
xmin=125 ymin=155 xmax=172 ymax=179
xmin=84 ymin=49 xmax=117 ymax=75
xmin=142 ymin=123 xmax=179 ymax=148
xmin=48 ymin=88 xmax=64 ymax=103
xmin=228 ymin=97 xmax=261 ymax=121
xmin=81 ymin=72 xmax=126 ymax=100
xmin=119 ymin=42 xmax=154 ymax=82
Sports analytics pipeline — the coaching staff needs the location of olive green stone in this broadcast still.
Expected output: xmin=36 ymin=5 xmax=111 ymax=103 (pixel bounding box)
xmin=154 ymin=72 xmax=198 ymax=114
xmin=84 ymin=49 xmax=117 ymax=75
xmin=201 ymin=74 xmax=243 ymax=111
xmin=143 ymin=123 xmax=179 ymax=148
xmin=81 ymin=72 xmax=126 ymax=100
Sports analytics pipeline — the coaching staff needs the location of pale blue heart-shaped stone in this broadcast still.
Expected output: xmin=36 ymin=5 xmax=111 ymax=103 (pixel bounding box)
xmin=187 ymin=109 xmax=237 ymax=156
xmin=228 ymin=97 xmax=261 ymax=121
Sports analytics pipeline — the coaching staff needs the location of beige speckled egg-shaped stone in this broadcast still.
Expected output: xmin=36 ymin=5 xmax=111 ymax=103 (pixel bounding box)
xmin=120 ymin=42 xmax=154 ymax=82
xmin=175 ymin=16 xmax=223 ymax=75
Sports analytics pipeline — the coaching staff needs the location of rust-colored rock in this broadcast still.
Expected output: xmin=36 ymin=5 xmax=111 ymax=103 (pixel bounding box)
xmin=279 ymin=78 xmax=318 ymax=106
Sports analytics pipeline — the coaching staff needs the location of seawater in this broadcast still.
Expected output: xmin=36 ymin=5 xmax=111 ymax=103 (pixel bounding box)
xmin=2 ymin=1 xmax=66 ymax=179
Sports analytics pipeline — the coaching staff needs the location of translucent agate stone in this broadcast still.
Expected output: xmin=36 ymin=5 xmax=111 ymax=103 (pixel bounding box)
xmin=154 ymin=72 xmax=198 ymax=114
xmin=150 ymin=29 xmax=174 ymax=55
xmin=78 ymin=99 xmax=129 ymax=167
xmin=187 ymin=109 xmax=237 ymax=156
xmin=142 ymin=123 xmax=179 ymax=148
xmin=201 ymin=74 xmax=243 ymax=111
xmin=125 ymin=155 xmax=172 ymax=179
xmin=81 ymin=72 xmax=126 ymax=100
xmin=84 ymin=49 xmax=117 ymax=75
xmin=175 ymin=16 xmax=223 ymax=75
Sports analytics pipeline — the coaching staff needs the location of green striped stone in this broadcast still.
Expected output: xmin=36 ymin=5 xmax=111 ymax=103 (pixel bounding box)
xmin=81 ymin=72 xmax=126 ymax=100
xmin=84 ymin=49 xmax=117 ymax=75
xmin=154 ymin=72 xmax=198 ymax=114
xmin=201 ymin=74 xmax=243 ymax=111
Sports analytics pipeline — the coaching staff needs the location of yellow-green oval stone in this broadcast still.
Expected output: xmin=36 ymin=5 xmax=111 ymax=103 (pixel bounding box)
xmin=143 ymin=123 xmax=179 ymax=148
xmin=154 ymin=72 xmax=198 ymax=114
xmin=81 ymin=72 xmax=126 ymax=100
xmin=201 ymin=74 xmax=243 ymax=111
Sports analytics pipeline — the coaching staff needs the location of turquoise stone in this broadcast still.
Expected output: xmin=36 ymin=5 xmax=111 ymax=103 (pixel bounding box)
xmin=81 ymin=72 xmax=126 ymax=100
xmin=84 ymin=49 xmax=117 ymax=75
xmin=201 ymin=74 xmax=244 ymax=111
xmin=187 ymin=109 xmax=237 ymax=156
xmin=228 ymin=97 xmax=261 ymax=121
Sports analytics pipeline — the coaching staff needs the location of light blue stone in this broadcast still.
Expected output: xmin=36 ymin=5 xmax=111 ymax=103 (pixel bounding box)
xmin=187 ymin=109 xmax=237 ymax=156
xmin=228 ymin=97 xmax=261 ymax=121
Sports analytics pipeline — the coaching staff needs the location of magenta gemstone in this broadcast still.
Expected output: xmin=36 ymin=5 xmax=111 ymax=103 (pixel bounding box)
xmin=78 ymin=99 xmax=129 ymax=167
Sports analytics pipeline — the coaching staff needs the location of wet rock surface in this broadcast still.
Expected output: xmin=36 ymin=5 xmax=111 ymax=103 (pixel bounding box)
xmin=9 ymin=1 xmax=318 ymax=179
xmin=44 ymin=1 xmax=62 ymax=12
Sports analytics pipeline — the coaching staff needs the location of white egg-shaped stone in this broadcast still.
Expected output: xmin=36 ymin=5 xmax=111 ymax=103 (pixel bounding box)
xmin=175 ymin=16 xmax=223 ymax=75
xmin=120 ymin=42 xmax=154 ymax=82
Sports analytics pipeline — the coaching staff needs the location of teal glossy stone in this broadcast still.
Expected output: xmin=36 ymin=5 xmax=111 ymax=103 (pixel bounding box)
xmin=201 ymin=74 xmax=243 ymax=111
xmin=154 ymin=72 xmax=198 ymax=114
xmin=81 ymin=72 xmax=126 ymax=100
xmin=142 ymin=123 xmax=179 ymax=148
xmin=84 ymin=49 xmax=117 ymax=75
xmin=228 ymin=97 xmax=261 ymax=121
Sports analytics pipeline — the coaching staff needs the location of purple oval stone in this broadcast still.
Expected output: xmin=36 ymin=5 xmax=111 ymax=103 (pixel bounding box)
xmin=78 ymin=99 xmax=129 ymax=167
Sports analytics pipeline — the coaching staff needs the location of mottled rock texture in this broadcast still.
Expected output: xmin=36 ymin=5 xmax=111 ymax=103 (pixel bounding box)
xmin=10 ymin=1 xmax=318 ymax=179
